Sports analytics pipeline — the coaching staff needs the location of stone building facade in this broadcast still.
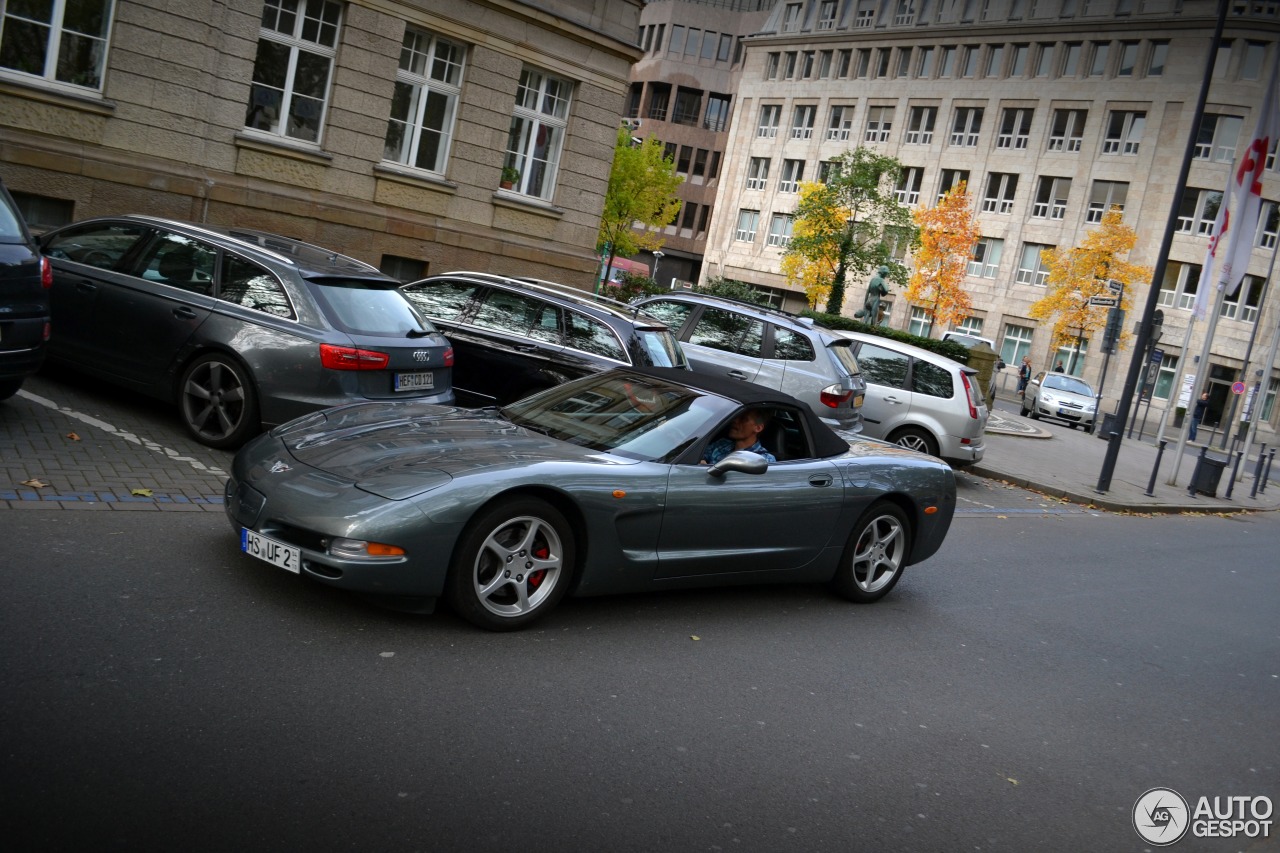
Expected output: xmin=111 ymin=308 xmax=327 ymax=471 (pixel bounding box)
xmin=700 ymin=0 xmax=1280 ymax=435
xmin=0 ymin=0 xmax=642 ymax=289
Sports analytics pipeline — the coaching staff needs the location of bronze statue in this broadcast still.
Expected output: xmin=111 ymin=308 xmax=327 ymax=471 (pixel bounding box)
xmin=854 ymin=265 xmax=890 ymax=324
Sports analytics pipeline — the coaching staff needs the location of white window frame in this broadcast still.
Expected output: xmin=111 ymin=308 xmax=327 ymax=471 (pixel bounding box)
xmin=1195 ymin=114 xmax=1243 ymax=162
xmin=894 ymin=167 xmax=922 ymax=205
xmin=950 ymin=106 xmax=983 ymax=147
xmin=968 ymin=237 xmax=1003 ymax=278
xmin=504 ymin=66 xmax=574 ymax=200
xmin=1102 ymin=110 xmax=1145 ymax=155
xmin=938 ymin=169 xmax=969 ymax=201
xmin=1157 ymin=261 xmax=1201 ymax=310
xmin=818 ymin=0 xmax=838 ymax=29
xmin=779 ymin=159 xmax=805 ymax=193
xmin=746 ymin=157 xmax=770 ymax=191
xmin=1221 ymin=274 xmax=1264 ymax=323
xmin=1176 ymin=189 xmax=1222 ymax=236
xmin=791 ymin=105 xmax=816 ymax=140
xmin=1000 ymin=323 xmax=1035 ymax=365
xmin=827 ymin=105 xmax=854 ymax=141
xmin=757 ymin=104 xmax=781 ymax=139
xmin=865 ymin=106 xmax=894 ymax=143
xmin=383 ymin=28 xmax=465 ymax=175
xmin=1256 ymin=201 xmax=1279 ymax=250
xmin=244 ymin=0 xmax=343 ymax=144
xmin=1033 ymin=176 xmax=1071 ymax=220
xmin=0 ymin=0 xmax=114 ymax=91
xmin=767 ymin=213 xmax=795 ymax=247
xmin=983 ymin=172 xmax=1018 ymax=214
xmin=908 ymin=306 xmax=932 ymax=337
xmin=1047 ymin=108 xmax=1086 ymax=152
xmin=996 ymin=107 xmax=1032 ymax=150
xmin=1087 ymin=181 xmax=1128 ymax=223
xmin=735 ymin=209 xmax=761 ymax=242
xmin=906 ymin=106 xmax=936 ymax=144
xmin=1016 ymin=242 xmax=1052 ymax=286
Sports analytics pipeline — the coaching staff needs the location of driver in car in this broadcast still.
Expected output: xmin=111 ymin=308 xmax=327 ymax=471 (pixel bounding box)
xmin=702 ymin=408 xmax=776 ymax=465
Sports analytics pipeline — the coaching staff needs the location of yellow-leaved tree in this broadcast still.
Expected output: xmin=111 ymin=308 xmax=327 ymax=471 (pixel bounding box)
xmin=1029 ymin=208 xmax=1152 ymax=372
xmin=902 ymin=182 xmax=980 ymax=337
xmin=780 ymin=181 xmax=844 ymax=308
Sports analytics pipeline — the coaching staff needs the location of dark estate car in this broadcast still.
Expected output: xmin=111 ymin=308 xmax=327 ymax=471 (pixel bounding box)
xmin=632 ymin=292 xmax=865 ymax=432
xmin=227 ymin=366 xmax=957 ymax=631
xmin=40 ymin=216 xmax=454 ymax=447
xmin=400 ymin=272 xmax=687 ymax=406
xmin=0 ymin=179 xmax=51 ymax=401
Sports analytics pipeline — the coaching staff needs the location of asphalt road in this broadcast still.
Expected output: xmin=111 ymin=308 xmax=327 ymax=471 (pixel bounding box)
xmin=2 ymin=369 xmax=1277 ymax=852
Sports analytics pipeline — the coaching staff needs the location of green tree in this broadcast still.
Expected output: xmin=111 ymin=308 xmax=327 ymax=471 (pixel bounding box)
xmin=597 ymin=129 xmax=684 ymax=285
xmin=782 ymin=148 xmax=916 ymax=315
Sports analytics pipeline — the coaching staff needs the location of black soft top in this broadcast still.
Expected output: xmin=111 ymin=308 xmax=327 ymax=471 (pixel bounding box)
xmin=618 ymin=366 xmax=853 ymax=459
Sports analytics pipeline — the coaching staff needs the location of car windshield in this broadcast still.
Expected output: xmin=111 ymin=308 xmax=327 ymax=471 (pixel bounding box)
xmin=633 ymin=328 xmax=688 ymax=368
xmin=1044 ymin=374 xmax=1092 ymax=395
xmin=308 ymin=279 xmax=437 ymax=337
xmin=501 ymin=373 xmax=726 ymax=462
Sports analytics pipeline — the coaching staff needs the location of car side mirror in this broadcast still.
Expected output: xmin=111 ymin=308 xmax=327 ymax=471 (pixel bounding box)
xmin=707 ymin=450 xmax=769 ymax=477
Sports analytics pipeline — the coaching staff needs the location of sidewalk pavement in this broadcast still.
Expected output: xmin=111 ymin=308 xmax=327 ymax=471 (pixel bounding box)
xmin=969 ymin=410 xmax=1280 ymax=514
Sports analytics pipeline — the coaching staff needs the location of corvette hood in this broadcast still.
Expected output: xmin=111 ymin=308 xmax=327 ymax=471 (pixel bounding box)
xmin=271 ymin=402 xmax=622 ymax=500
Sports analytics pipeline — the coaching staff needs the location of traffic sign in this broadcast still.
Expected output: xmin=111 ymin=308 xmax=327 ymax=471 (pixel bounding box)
xmin=1232 ymin=381 xmax=1246 ymax=395
xmin=1106 ymin=279 xmax=1124 ymax=293
xmin=1089 ymin=295 xmax=1119 ymax=307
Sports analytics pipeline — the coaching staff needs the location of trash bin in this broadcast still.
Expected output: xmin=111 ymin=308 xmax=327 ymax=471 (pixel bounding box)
xmin=1095 ymin=412 xmax=1118 ymax=438
xmin=1190 ymin=453 xmax=1228 ymax=497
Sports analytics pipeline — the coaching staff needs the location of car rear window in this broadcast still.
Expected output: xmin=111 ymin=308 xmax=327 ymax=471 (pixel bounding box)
xmin=829 ymin=343 xmax=861 ymax=377
xmin=0 ymin=191 xmax=27 ymax=242
xmin=309 ymin=279 xmax=436 ymax=337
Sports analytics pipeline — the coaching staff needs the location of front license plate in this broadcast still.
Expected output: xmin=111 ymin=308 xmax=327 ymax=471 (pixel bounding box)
xmin=241 ymin=529 xmax=301 ymax=574
xmin=394 ymin=371 xmax=434 ymax=391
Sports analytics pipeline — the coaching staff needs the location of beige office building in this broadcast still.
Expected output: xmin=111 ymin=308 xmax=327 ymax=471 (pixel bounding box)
xmin=0 ymin=0 xmax=642 ymax=289
xmin=701 ymin=0 xmax=1280 ymax=436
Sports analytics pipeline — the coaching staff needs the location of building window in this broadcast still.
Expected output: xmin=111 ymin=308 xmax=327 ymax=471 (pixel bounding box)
xmin=874 ymin=48 xmax=891 ymax=78
xmin=1242 ymin=41 xmax=1266 ymax=80
xmin=1176 ymin=188 xmax=1223 ymax=235
xmin=818 ymin=0 xmax=838 ymax=29
xmin=767 ymin=213 xmax=794 ymax=247
xmin=855 ymin=48 xmax=871 ymax=78
xmin=782 ymin=52 xmax=797 ymax=79
xmin=1153 ymin=352 xmax=1180 ymax=400
xmin=968 ymin=237 xmax=1003 ymax=278
xmin=779 ymin=159 xmax=805 ymax=193
xmin=718 ymin=33 xmax=733 ymax=62
xmin=1117 ymin=41 xmax=1138 ymax=76
xmin=245 ymin=0 xmax=343 ymax=143
xmin=504 ymin=66 xmax=573 ymax=200
xmin=1103 ymin=110 xmax=1145 ymax=155
xmin=939 ymin=45 xmax=956 ymax=77
xmin=918 ymin=46 xmax=935 ymax=77
xmin=746 ymin=157 xmax=770 ymax=190
xmin=1033 ymin=176 xmax=1071 ymax=219
xmin=0 ymin=0 xmax=113 ymax=90
xmin=985 ymin=45 xmax=1005 ymax=78
xmin=950 ymin=106 xmax=983 ymax=147
xmin=894 ymin=167 xmax=923 ymax=205
xmin=827 ymin=106 xmax=855 ymax=141
xmin=1261 ymin=376 xmax=1280 ymax=423
xmin=757 ymin=104 xmax=781 ymax=138
xmin=938 ymin=169 xmax=969 ymax=201
xmin=1157 ymin=261 xmax=1202 ymax=310
xmin=380 ymin=254 xmax=427 ymax=282
xmin=956 ymin=316 xmax=984 ymax=337
xmin=1148 ymin=40 xmax=1168 ymax=76
xmin=765 ymin=52 xmax=780 ymax=79
xmin=668 ymin=25 xmax=686 ymax=56
xmin=1256 ymin=201 xmax=1279 ymax=249
xmin=782 ymin=3 xmax=803 ymax=31
xmin=680 ymin=201 xmax=699 ymax=231
xmin=1087 ymin=181 xmax=1128 ymax=223
xmin=647 ymin=84 xmax=670 ymax=121
xmin=791 ymin=105 xmax=816 ymax=139
xmin=685 ymin=28 xmax=702 ymax=59
xmin=1047 ymin=108 xmax=1087 ymax=152
xmin=855 ymin=1 xmax=875 ymax=28
xmin=1010 ymin=44 xmax=1029 ymax=76
xmin=1221 ymin=274 xmax=1264 ymax=322
xmin=1016 ymin=242 xmax=1053 ymax=285
xmin=837 ymin=49 xmax=852 ymax=77
xmin=384 ymin=29 xmax=465 ymax=174
xmin=735 ymin=209 xmax=760 ymax=242
xmin=1000 ymin=323 xmax=1035 ymax=365
xmin=908 ymin=306 xmax=932 ymax=337
xmin=983 ymin=172 xmax=1019 ymax=214
xmin=997 ymin=108 xmax=1033 ymax=149
xmin=676 ymin=145 xmax=692 ymax=175
xmin=1034 ymin=42 xmax=1054 ymax=77
xmin=1195 ymin=113 xmax=1243 ymax=162
xmin=818 ymin=50 xmax=833 ymax=77
xmin=1088 ymin=41 xmax=1110 ymax=76
xmin=865 ymin=106 xmax=894 ymax=143
xmin=906 ymin=106 xmax=937 ymax=144
xmin=1062 ymin=42 xmax=1081 ymax=76
xmin=673 ymin=88 xmax=702 ymax=125
xmin=1055 ymin=340 xmax=1088 ymax=377
xmin=801 ymin=51 xmax=816 ymax=78
xmin=894 ymin=1 xmax=917 ymax=26
xmin=704 ymin=93 xmax=731 ymax=132
xmin=817 ymin=160 xmax=840 ymax=183
xmin=961 ymin=45 xmax=979 ymax=77
xmin=702 ymin=31 xmax=719 ymax=61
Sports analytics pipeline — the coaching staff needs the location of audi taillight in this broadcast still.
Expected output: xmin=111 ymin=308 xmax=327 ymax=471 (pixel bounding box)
xmin=319 ymin=344 xmax=390 ymax=370
xmin=960 ymin=371 xmax=978 ymax=420
xmin=39 ymin=257 xmax=52 ymax=289
xmin=820 ymin=384 xmax=852 ymax=409
xmin=443 ymin=347 xmax=455 ymax=366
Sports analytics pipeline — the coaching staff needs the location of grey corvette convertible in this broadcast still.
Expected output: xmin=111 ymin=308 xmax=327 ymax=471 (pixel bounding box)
xmin=225 ymin=367 xmax=957 ymax=630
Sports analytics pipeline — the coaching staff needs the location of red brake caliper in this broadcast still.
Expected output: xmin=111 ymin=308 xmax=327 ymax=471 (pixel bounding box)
xmin=528 ymin=543 xmax=550 ymax=589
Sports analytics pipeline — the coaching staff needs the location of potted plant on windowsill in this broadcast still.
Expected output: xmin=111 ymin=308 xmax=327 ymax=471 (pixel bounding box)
xmin=500 ymin=166 xmax=519 ymax=190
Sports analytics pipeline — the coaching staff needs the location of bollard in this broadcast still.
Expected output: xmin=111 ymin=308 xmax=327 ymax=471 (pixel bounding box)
xmin=1224 ymin=450 xmax=1244 ymax=500
xmin=1251 ymin=445 xmax=1268 ymax=499
xmin=1145 ymin=440 xmax=1167 ymax=497
xmin=1263 ymin=449 xmax=1276 ymax=494
xmin=1187 ymin=446 xmax=1208 ymax=498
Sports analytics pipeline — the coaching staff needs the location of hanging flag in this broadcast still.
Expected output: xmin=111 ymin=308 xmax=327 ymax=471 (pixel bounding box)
xmin=1218 ymin=53 xmax=1280 ymax=296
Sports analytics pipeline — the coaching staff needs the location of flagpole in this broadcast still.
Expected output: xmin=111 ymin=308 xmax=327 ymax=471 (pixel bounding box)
xmin=1235 ymin=242 xmax=1280 ymax=477
xmin=1095 ymin=0 xmax=1229 ymax=493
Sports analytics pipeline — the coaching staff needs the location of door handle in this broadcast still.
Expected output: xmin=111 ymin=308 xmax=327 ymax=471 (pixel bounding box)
xmin=173 ymin=307 xmax=197 ymax=320
xmin=726 ymin=370 xmax=747 ymax=380
xmin=514 ymin=344 xmax=540 ymax=353
xmin=808 ymin=474 xmax=833 ymax=487
xmin=75 ymin=281 xmax=97 ymax=293
xmin=884 ymin=395 xmax=904 ymax=405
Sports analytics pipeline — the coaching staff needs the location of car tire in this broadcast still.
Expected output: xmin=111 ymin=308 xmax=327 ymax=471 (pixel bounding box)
xmin=1019 ymin=398 xmax=1030 ymax=417
xmin=888 ymin=426 xmax=939 ymax=458
xmin=1028 ymin=404 xmax=1040 ymax=420
xmin=0 ymin=379 xmax=22 ymax=402
xmin=178 ymin=353 xmax=260 ymax=449
xmin=1067 ymin=423 xmax=1077 ymax=430
xmin=447 ymin=497 xmax=575 ymax=631
xmin=830 ymin=500 xmax=911 ymax=604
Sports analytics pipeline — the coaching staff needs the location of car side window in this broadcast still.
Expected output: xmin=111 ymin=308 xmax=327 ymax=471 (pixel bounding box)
xmin=43 ymin=222 xmax=150 ymax=270
xmin=565 ymin=310 xmax=627 ymax=361
xmin=470 ymin=288 xmax=563 ymax=345
xmin=688 ymin=307 xmax=764 ymax=357
xmin=911 ymin=360 xmax=954 ymax=398
xmin=400 ymin=279 xmax=481 ymax=322
xmin=856 ymin=343 xmax=910 ymax=389
xmin=135 ymin=232 xmax=217 ymax=295
xmin=219 ymin=255 xmax=295 ymax=319
xmin=638 ymin=299 xmax=695 ymax=331
xmin=771 ymin=327 xmax=815 ymax=361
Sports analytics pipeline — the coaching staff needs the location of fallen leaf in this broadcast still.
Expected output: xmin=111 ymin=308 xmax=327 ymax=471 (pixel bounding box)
xmin=1007 ymin=778 xmax=1019 ymax=786
xmin=21 ymin=479 xmax=49 ymax=489
xmin=130 ymin=488 xmax=154 ymax=497
xmin=996 ymin=515 xmax=1008 ymax=519
xmin=67 ymin=432 xmax=81 ymax=441
xmin=690 ymin=635 xmax=701 ymax=641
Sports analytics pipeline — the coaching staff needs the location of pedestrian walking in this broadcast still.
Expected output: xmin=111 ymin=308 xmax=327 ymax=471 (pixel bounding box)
xmin=1016 ymin=356 xmax=1032 ymax=394
xmin=1189 ymin=390 xmax=1210 ymax=442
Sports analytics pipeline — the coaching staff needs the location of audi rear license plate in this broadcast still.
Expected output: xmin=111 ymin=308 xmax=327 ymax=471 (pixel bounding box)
xmin=242 ymin=529 xmax=301 ymax=574
xmin=394 ymin=371 xmax=434 ymax=392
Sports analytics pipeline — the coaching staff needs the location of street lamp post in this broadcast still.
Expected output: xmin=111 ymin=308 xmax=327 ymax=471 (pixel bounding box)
xmin=652 ymin=250 xmax=664 ymax=288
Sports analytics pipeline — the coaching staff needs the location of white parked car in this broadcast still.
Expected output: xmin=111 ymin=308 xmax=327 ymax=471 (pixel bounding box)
xmin=835 ymin=331 xmax=988 ymax=467
xmin=1020 ymin=371 xmax=1097 ymax=430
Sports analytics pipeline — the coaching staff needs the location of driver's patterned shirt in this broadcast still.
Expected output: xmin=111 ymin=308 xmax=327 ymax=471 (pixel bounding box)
xmin=703 ymin=439 xmax=776 ymax=465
